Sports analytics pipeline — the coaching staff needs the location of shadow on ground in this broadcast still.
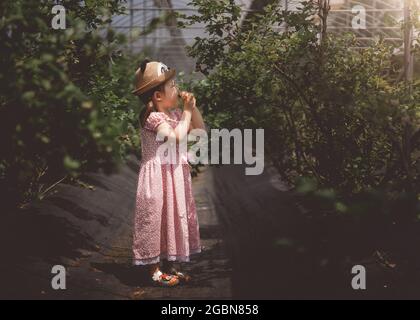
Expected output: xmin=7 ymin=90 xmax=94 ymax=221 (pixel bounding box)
xmin=210 ymin=163 xmax=420 ymax=299
xmin=0 ymin=154 xmax=232 ymax=299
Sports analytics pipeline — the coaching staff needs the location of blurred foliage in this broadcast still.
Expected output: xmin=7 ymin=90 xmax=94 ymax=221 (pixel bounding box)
xmin=0 ymin=0 xmax=143 ymax=208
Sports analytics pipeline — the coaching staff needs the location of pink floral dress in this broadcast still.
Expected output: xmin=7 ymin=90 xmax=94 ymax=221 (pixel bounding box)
xmin=132 ymin=108 xmax=202 ymax=265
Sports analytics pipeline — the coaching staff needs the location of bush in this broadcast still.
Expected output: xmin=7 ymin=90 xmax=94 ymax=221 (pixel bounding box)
xmin=0 ymin=0 xmax=141 ymax=208
xmin=178 ymin=0 xmax=420 ymax=196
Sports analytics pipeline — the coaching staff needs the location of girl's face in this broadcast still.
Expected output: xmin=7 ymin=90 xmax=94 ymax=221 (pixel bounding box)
xmin=153 ymin=77 xmax=179 ymax=111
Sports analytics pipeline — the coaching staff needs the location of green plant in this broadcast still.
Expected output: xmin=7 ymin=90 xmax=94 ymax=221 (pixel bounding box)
xmin=0 ymin=0 xmax=142 ymax=208
xmin=178 ymin=0 xmax=420 ymax=196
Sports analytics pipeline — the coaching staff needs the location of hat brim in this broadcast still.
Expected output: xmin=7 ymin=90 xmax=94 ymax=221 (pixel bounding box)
xmin=132 ymin=69 xmax=176 ymax=96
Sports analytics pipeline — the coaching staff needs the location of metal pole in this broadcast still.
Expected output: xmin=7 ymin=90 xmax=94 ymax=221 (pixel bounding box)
xmin=143 ymin=0 xmax=147 ymax=50
xmin=403 ymin=0 xmax=414 ymax=84
xmin=130 ymin=0 xmax=133 ymax=53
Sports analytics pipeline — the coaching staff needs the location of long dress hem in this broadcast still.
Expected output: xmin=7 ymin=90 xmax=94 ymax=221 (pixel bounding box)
xmin=133 ymin=246 xmax=202 ymax=266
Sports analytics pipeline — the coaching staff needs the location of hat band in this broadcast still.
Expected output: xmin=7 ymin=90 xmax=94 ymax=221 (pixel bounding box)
xmin=132 ymin=69 xmax=175 ymax=95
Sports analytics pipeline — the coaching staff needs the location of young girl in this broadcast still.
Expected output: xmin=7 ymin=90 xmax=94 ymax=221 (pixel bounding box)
xmin=131 ymin=59 xmax=205 ymax=287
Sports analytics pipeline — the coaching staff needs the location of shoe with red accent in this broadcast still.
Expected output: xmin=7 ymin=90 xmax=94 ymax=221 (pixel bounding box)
xmin=151 ymin=270 xmax=180 ymax=287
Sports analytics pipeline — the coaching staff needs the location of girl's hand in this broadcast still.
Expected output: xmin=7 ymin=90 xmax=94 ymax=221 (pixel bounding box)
xmin=180 ymin=91 xmax=196 ymax=112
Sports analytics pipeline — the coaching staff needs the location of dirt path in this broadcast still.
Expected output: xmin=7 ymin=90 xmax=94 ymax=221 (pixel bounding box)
xmin=0 ymin=155 xmax=231 ymax=299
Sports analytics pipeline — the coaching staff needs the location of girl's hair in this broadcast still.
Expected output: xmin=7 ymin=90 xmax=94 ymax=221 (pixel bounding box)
xmin=137 ymin=59 xmax=168 ymax=128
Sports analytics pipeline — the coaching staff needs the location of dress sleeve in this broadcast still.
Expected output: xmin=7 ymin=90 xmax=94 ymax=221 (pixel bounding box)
xmin=144 ymin=112 xmax=168 ymax=132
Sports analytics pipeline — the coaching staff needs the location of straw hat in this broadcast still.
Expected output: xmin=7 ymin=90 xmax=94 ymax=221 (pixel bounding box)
xmin=132 ymin=61 xmax=176 ymax=96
